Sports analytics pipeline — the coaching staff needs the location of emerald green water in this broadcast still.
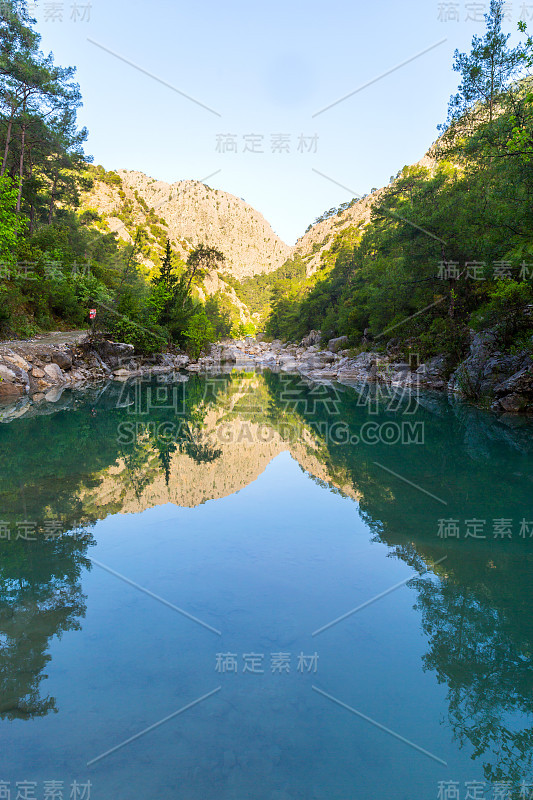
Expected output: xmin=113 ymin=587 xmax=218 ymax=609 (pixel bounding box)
xmin=0 ymin=372 xmax=532 ymax=799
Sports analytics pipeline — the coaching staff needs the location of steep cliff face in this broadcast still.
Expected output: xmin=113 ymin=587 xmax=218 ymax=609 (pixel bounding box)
xmin=293 ymin=192 xmax=382 ymax=275
xmin=83 ymin=170 xmax=293 ymax=279
xmin=82 ymin=152 xmax=435 ymax=292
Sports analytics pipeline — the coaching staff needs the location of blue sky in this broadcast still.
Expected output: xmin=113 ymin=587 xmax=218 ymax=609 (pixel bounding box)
xmin=35 ymin=0 xmax=526 ymax=243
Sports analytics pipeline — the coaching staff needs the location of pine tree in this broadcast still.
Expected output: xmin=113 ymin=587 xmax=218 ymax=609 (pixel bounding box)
xmin=443 ymin=0 xmax=525 ymax=131
xmin=156 ymin=239 xmax=173 ymax=290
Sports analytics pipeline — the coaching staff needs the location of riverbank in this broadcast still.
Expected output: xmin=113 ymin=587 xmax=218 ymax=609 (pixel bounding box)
xmin=0 ymin=328 xmax=531 ymax=421
xmin=206 ymin=333 xmax=533 ymax=415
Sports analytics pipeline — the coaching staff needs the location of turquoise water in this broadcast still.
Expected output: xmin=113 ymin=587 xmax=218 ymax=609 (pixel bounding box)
xmin=0 ymin=372 xmax=532 ymax=799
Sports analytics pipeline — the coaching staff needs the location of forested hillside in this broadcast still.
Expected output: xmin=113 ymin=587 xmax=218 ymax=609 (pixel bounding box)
xmin=0 ymin=0 xmax=256 ymax=351
xmin=2 ymin=0 xmax=532 ymax=366
xmin=264 ymin=1 xmax=533 ymax=368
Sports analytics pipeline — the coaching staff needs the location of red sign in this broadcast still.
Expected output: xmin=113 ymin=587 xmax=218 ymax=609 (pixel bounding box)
xmin=89 ymin=309 xmax=97 ymax=320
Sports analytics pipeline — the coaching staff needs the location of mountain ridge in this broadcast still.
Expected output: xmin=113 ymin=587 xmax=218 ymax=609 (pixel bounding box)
xmin=83 ymin=169 xmax=293 ymax=279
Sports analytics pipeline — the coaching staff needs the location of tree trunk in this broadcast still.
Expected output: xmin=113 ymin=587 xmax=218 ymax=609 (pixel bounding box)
xmin=0 ymin=106 xmax=15 ymax=177
xmin=16 ymin=114 xmax=26 ymax=213
xmin=48 ymin=171 xmax=58 ymax=225
xmin=28 ymin=151 xmax=34 ymax=235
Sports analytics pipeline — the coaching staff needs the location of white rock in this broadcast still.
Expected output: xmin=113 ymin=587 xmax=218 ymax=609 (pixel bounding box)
xmin=0 ymin=364 xmax=16 ymax=382
xmin=44 ymin=363 xmax=65 ymax=383
xmin=4 ymin=353 xmax=30 ymax=371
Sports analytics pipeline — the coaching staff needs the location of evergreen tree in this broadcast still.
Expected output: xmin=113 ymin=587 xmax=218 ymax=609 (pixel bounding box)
xmin=154 ymin=239 xmax=174 ymax=290
xmin=443 ymin=0 xmax=525 ymax=132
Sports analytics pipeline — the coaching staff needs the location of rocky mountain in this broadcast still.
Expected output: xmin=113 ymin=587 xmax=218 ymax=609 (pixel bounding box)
xmin=81 ymin=153 xmax=435 ymax=298
xmin=292 ymin=155 xmax=436 ymax=275
xmin=293 ymin=192 xmax=383 ymax=275
xmin=82 ymin=170 xmax=292 ymax=279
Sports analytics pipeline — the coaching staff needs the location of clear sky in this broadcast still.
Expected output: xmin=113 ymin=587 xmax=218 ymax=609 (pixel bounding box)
xmin=34 ymin=0 xmax=526 ymax=244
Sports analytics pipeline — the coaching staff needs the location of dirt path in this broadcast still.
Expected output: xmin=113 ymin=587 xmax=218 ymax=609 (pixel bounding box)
xmin=0 ymin=330 xmax=87 ymax=349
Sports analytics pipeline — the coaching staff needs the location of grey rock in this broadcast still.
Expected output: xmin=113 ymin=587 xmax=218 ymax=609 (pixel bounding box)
xmin=4 ymin=352 xmax=30 ymax=371
xmin=0 ymin=364 xmax=17 ymax=382
xmin=52 ymin=351 xmax=72 ymax=371
xmin=498 ymin=393 xmax=530 ymax=413
xmin=300 ymin=330 xmax=321 ymax=347
xmin=174 ymin=354 xmax=190 ymax=367
xmin=327 ymin=335 xmax=349 ymax=352
xmin=44 ymin=363 xmax=65 ymax=383
xmin=93 ymin=340 xmax=135 ymax=369
xmin=494 ymin=365 xmax=533 ymax=398
xmin=450 ymin=330 xmax=532 ymax=399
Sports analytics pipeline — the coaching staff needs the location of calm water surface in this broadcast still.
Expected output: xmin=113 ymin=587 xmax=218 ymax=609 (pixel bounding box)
xmin=0 ymin=371 xmax=532 ymax=799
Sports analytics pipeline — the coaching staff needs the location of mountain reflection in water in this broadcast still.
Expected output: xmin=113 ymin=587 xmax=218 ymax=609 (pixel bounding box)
xmin=1 ymin=371 xmax=532 ymax=796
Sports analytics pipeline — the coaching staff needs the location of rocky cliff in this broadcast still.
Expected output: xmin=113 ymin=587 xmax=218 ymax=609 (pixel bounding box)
xmin=82 ymin=170 xmax=293 ymax=279
xmin=292 ymin=155 xmax=436 ymax=275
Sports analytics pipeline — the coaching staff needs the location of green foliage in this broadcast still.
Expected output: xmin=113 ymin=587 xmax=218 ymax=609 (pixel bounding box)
xmin=108 ymin=316 xmax=166 ymax=354
xmin=226 ymin=255 xmax=307 ymax=320
xmin=470 ymin=280 xmax=533 ymax=345
xmin=231 ymin=320 xmax=256 ymax=339
xmin=90 ymin=165 xmax=122 ymax=187
xmin=265 ymin=6 xmax=533 ymax=365
xmin=0 ymin=8 xmax=223 ymax=356
xmin=0 ymin=172 xmax=23 ymax=258
xmin=184 ymin=311 xmax=215 ymax=359
xmin=204 ymin=292 xmax=234 ymax=339
xmin=442 ymin=0 xmax=527 ymax=132
xmin=184 ymin=244 xmax=225 ymax=294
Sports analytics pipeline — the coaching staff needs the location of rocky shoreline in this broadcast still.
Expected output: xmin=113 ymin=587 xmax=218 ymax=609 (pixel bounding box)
xmin=0 ymin=327 xmax=532 ymax=422
xmin=203 ymin=330 xmax=533 ymax=415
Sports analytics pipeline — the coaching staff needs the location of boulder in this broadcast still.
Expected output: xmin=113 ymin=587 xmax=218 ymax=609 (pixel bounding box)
xmin=44 ymin=363 xmax=65 ymax=383
xmin=31 ymin=367 xmax=45 ymax=379
xmin=4 ymin=353 xmax=30 ymax=371
xmin=0 ymin=365 xmax=17 ymax=382
xmin=337 ymin=352 xmax=381 ymax=382
xmin=258 ymin=353 xmax=277 ymax=367
xmin=52 ymin=351 xmax=72 ymax=371
xmin=392 ymin=362 xmax=411 ymax=373
xmin=300 ymin=330 xmax=321 ymax=348
xmin=0 ymin=361 xmax=29 ymax=391
xmin=498 ymin=393 xmax=530 ymax=413
xmin=94 ymin=340 xmax=135 ymax=369
xmin=0 ymin=381 xmax=23 ymax=401
xmin=219 ymin=346 xmax=238 ymax=364
xmin=327 ymin=335 xmax=349 ymax=353
xmin=450 ymin=330 xmax=532 ymax=398
xmin=413 ymin=355 xmax=448 ymax=389
xmin=280 ymin=358 xmax=300 ymax=372
xmin=492 ymin=365 xmax=533 ymax=413
xmin=299 ymin=355 xmax=325 ymax=370
xmin=494 ymin=365 xmax=533 ymax=398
